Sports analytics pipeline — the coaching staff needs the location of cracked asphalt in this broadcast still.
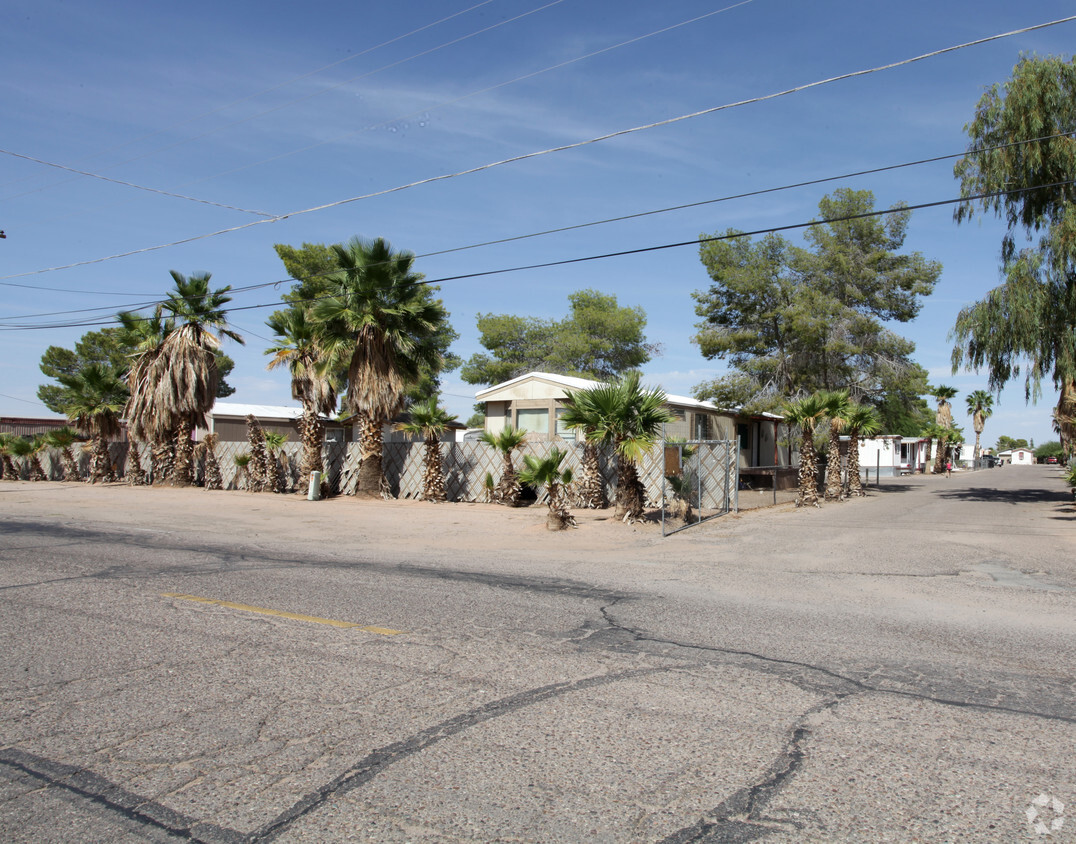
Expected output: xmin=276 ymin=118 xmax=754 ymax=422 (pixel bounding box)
xmin=1 ymin=466 xmax=1074 ymax=842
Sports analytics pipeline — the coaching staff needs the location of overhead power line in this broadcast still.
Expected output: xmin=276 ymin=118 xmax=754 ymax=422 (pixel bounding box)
xmin=2 ymin=180 xmax=1070 ymax=332
xmin=10 ymin=0 xmax=759 ymax=236
xmin=0 ymin=128 xmax=1069 ymax=305
xmin=0 ymin=148 xmax=275 ymax=216
xmin=2 ymin=14 xmax=1073 ymax=283
xmin=0 ymin=0 xmax=503 ymax=194
xmin=181 ymin=0 xmax=760 ymax=189
xmin=2 ymin=0 xmax=567 ymax=204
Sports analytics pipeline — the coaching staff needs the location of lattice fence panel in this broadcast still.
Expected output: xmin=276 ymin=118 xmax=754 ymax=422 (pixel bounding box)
xmin=9 ymin=436 xmax=736 ymax=513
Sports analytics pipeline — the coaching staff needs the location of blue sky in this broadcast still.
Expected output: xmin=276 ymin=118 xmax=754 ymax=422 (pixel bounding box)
xmin=2 ymin=0 xmax=1073 ymax=448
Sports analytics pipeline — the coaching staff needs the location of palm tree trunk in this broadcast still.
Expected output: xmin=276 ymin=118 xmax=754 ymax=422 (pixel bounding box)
xmin=973 ymin=430 xmax=982 ymax=462
xmin=824 ymin=426 xmax=843 ymax=501
xmin=59 ymin=447 xmax=80 ymax=482
xmin=267 ymin=451 xmax=286 ymax=493
xmin=1 ymin=454 xmax=18 ymax=480
xmin=846 ymin=434 xmax=864 ymax=497
xmin=615 ymin=458 xmax=646 ymax=522
xmin=152 ymin=434 xmax=175 ymax=485
xmin=933 ymin=437 xmax=947 ymax=474
xmin=796 ymin=427 xmax=820 ymax=507
xmin=494 ymin=451 xmax=522 ymax=507
xmin=245 ymin=415 xmax=270 ymax=492
xmin=545 ymin=480 xmax=577 ymax=530
xmin=298 ymin=407 xmax=325 ymax=490
xmin=173 ymin=419 xmax=195 ymax=486
xmin=574 ymin=442 xmax=605 ymax=509
xmin=124 ymin=441 xmax=147 ymax=485
xmin=90 ymin=435 xmax=114 ymax=483
xmin=422 ymin=436 xmax=447 ymax=502
xmin=356 ymin=412 xmax=391 ymax=499
xmin=203 ymin=447 xmax=222 ymax=491
xmin=28 ymin=455 xmax=47 ymax=482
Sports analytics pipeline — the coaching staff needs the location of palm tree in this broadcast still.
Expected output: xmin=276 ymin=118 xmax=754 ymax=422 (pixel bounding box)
xmin=265 ymin=306 xmax=337 ymax=493
xmin=125 ymin=272 xmax=243 ymax=487
xmin=395 ymin=398 xmax=457 ymax=502
xmin=118 ymin=308 xmax=172 ymax=482
xmin=196 ymin=432 xmax=223 ymax=490
xmin=313 ymin=237 xmax=449 ymax=499
xmin=0 ymin=434 xmax=20 ymax=480
xmin=245 ymin=415 xmax=271 ymax=493
xmin=264 ymin=431 xmax=289 ymax=493
xmin=45 ymin=427 xmax=82 ymax=481
xmin=931 ymin=385 xmax=958 ymax=430
xmin=665 ymin=472 xmax=696 ymax=523
xmin=59 ymin=363 xmax=126 ymax=483
xmin=820 ymin=390 xmax=852 ymax=502
xmin=9 ymin=437 xmax=46 ymax=481
xmin=480 ymin=426 xmax=529 ymax=507
xmin=518 ymin=447 xmax=576 ymax=530
xmin=844 ymin=404 xmax=881 ymax=497
xmin=965 ymin=390 xmax=994 ymax=462
xmin=233 ymin=453 xmax=251 ymax=490
xmin=559 ymin=390 xmax=609 ymax=510
xmin=783 ymin=393 xmax=828 ymax=508
xmin=920 ymin=422 xmax=950 ymax=474
xmin=561 ymin=372 xmax=674 ymax=523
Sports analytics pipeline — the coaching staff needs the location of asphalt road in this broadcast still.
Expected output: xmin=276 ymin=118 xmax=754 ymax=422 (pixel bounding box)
xmin=1 ymin=466 xmax=1074 ymax=842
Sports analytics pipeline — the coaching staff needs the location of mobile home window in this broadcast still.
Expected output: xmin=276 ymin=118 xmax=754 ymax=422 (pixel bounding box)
xmin=516 ymin=408 xmax=549 ymax=436
xmin=555 ymin=408 xmax=575 ymax=441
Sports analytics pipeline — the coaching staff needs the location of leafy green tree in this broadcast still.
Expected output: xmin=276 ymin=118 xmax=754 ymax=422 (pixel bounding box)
xmin=1034 ymin=441 xmax=1064 ymax=461
xmin=37 ymin=328 xmax=129 ymax=414
xmin=461 ymin=289 xmax=657 ymax=386
xmin=996 ymin=435 xmax=1029 ymax=452
xmin=313 ymin=237 xmax=451 ymax=498
xmin=38 ymin=324 xmax=235 ymax=416
xmin=693 ymin=189 xmax=941 ymax=416
xmin=274 ymin=242 xmax=339 ymax=303
xmin=965 ymin=390 xmax=994 ymax=460
xmin=952 ymin=55 xmax=1076 ymax=448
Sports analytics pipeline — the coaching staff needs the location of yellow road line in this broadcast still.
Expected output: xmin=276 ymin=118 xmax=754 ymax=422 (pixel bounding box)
xmin=162 ymin=593 xmax=403 ymax=635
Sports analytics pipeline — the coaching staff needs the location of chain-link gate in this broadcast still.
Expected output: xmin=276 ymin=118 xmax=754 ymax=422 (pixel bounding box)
xmin=660 ymin=437 xmax=738 ymax=536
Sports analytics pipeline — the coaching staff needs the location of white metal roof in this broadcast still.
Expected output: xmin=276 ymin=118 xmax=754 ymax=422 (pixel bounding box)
xmin=208 ymin=402 xmax=305 ymax=421
xmin=474 ymin=371 xmax=601 ymax=400
xmin=473 ymin=371 xmax=784 ymax=418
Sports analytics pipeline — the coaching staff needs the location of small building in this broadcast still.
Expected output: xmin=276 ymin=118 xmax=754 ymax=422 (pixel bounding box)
xmin=855 ymin=435 xmax=928 ymax=477
xmin=203 ymin=402 xmax=464 ymax=445
xmin=997 ymin=447 xmax=1035 ymax=466
xmin=473 ymin=371 xmax=792 ymax=471
xmin=204 ymin=402 xmax=353 ymax=444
